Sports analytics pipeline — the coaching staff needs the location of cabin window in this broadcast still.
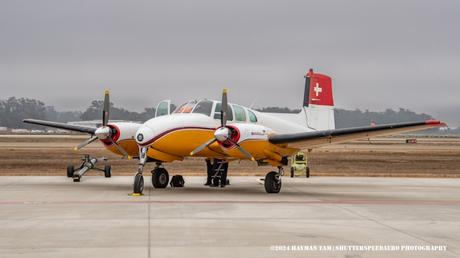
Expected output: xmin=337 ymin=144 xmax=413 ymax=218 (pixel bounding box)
xmin=192 ymin=100 xmax=213 ymax=116
xmin=248 ymin=110 xmax=257 ymax=122
xmin=213 ymin=102 xmax=233 ymax=121
xmin=233 ymin=105 xmax=246 ymax=122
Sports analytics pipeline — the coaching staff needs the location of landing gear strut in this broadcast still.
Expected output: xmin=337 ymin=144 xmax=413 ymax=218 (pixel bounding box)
xmin=67 ymin=154 xmax=111 ymax=182
xmin=132 ymin=147 xmax=148 ymax=195
xmin=264 ymin=167 xmax=283 ymax=193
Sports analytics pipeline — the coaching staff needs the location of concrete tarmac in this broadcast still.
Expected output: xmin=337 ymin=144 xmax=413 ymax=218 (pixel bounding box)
xmin=0 ymin=176 xmax=459 ymax=258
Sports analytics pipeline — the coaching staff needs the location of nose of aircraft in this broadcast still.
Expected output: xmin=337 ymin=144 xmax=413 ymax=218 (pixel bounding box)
xmin=135 ymin=126 xmax=156 ymax=146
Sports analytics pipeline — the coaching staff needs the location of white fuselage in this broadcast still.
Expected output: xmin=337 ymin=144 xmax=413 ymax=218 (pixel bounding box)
xmin=135 ymin=99 xmax=313 ymax=147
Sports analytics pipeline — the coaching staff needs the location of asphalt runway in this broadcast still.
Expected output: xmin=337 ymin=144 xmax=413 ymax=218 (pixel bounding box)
xmin=0 ymin=176 xmax=459 ymax=258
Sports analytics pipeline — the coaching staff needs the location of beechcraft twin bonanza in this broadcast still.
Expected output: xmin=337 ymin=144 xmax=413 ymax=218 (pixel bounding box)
xmin=24 ymin=69 xmax=446 ymax=195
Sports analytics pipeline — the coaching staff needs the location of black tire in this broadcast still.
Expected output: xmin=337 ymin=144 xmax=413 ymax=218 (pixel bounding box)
xmin=170 ymin=175 xmax=185 ymax=187
xmin=67 ymin=165 xmax=74 ymax=178
xmin=133 ymin=173 xmax=144 ymax=194
xmin=306 ymin=167 xmax=310 ymax=178
xmin=152 ymin=168 xmax=169 ymax=188
xmin=264 ymin=171 xmax=281 ymax=193
xmin=104 ymin=165 xmax=112 ymax=178
xmin=290 ymin=167 xmax=294 ymax=178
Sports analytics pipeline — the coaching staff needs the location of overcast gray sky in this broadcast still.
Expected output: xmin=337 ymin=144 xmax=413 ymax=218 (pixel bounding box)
xmin=1 ymin=0 xmax=459 ymax=126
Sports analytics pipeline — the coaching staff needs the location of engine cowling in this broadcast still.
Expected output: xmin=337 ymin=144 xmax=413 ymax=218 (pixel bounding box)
xmin=217 ymin=123 xmax=271 ymax=149
xmin=100 ymin=122 xmax=142 ymax=155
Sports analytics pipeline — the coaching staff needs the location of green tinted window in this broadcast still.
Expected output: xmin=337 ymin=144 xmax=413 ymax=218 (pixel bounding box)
xmin=156 ymin=102 xmax=169 ymax=117
xmin=248 ymin=110 xmax=257 ymax=122
xmin=233 ymin=105 xmax=246 ymax=122
xmin=213 ymin=102 xmax=233 ymax=121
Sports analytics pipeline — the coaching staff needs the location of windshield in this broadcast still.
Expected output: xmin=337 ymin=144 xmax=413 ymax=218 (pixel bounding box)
xmin=295 ymin=154 xmax=305 ymax=161
xmin=173 ymin=100 xmax=197 ymax=114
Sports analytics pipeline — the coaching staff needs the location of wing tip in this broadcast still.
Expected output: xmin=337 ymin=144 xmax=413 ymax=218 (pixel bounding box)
xmin=425 ymin=119 xmax=447 ymax=127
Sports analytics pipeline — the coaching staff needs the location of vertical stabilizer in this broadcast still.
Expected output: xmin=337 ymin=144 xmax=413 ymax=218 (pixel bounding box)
xmin=303 ymin=69 xmax=335 ymax=130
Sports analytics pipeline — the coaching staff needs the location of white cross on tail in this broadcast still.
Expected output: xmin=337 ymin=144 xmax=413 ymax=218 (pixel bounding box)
xmin=313 ymin=82 xmax=322 ymax=97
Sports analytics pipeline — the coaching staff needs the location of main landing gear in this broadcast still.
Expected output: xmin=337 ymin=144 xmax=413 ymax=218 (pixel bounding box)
xmin=67 ymin=154 xmax=111 ymax=182
xmin=264 ymin=167 xmax=283 ymax=194
xmin=151 ymin=166 xmax=169 ymax=188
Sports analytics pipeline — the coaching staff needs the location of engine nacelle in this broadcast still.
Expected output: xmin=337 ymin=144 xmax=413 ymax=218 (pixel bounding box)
xmin=219 ymin=123 xmax=272 ymax=149
xmin=99 ymin=122 xmax=141 ymax=145
xmin=100 ymin=122 xmax=142 ymax=157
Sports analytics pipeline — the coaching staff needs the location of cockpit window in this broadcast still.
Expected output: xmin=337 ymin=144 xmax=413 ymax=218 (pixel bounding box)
xmin=192 ymin=100 xmax=213 ymax=116
xmin=213 ymin=102 xmax=233 ymax=121
xmin=232 ymin=105 xmax=246 ymax=122
xmin=173 ymin=100 xmax=197 ymax=114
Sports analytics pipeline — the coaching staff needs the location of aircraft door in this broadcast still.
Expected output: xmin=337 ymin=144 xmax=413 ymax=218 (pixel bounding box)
xmin=155 ymin=100 xmax=171 ymax=117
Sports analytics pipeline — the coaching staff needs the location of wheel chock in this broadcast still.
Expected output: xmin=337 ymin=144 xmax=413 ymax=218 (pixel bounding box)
xmin=128 ymin=193 xmax=144 ymax=196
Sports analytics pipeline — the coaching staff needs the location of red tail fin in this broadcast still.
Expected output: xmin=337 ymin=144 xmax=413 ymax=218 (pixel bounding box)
xmin=303 ymin=69 xmax=334 ymax=107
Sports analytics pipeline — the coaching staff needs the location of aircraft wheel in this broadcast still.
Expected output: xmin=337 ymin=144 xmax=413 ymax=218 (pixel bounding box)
xmin=104 ymin=165 xmax=112 ymax=178
xmin=133 ymin=173 xmax=144 ymax=194
xmin=152 ymin=168 xmax=169 ymax=188
xmin=290 ymin=167 xmax=294 ymax=178
xmin=264 ymin=171 xmax=281 ymax=193
xmin=67 ymin=164 xmax=74 ymax=178
xmin=306 ymin=167 xmax=310 ymax=178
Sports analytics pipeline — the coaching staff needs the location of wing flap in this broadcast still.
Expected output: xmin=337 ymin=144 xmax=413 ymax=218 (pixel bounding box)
xmin=23 ymin=119 xmax=97 ymax=134
xmin=269 ymin=120 xmax=446 ymax=149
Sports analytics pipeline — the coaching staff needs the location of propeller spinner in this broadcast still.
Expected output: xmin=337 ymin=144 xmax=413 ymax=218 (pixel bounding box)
xmin=190 ymin=89 xmax=255 ymax=161
xmin=74 ymin=90 xmax=131 ymax=159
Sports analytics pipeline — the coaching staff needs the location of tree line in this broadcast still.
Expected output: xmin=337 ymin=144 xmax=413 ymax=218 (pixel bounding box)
xmin=0 ymin=97 xmax=158 ymax=129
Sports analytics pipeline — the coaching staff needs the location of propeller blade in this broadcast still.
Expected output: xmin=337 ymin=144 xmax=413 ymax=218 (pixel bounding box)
xmin=102 ymin=90 xmax=110 ymax=126
xmin=221 ymin=88 xmax=228 ymax=127
xmin=228 ymin=139 xmax=255 ymax=161
xmin=108 ymin=137 xmax=131 ymax=159
xmin=74 ymin=135 xmax=98 ymax=150
xmin=190 ymin=138 xmax=217 ymax=156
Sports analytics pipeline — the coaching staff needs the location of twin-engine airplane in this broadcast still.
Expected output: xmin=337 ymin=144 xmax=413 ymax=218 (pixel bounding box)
xmin=24 ymin=69 xmax=446 ymax=195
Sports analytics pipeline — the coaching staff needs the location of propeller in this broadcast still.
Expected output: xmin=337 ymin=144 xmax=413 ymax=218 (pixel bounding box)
xmin=190 ymin=89 xmax=255 ymax=161
xmin=74 ymin=90 xmax=131 ymax=159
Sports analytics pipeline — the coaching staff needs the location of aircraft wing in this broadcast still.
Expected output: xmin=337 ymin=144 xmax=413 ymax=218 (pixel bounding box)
xmin=23 ymin=119 xmax=97 ymax=134
xmin=268 ymin=120 xmax=446 ymax=149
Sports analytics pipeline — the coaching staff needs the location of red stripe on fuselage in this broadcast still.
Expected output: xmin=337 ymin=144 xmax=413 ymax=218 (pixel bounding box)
xmin=139 ymin=126 xmax=216 ymax=147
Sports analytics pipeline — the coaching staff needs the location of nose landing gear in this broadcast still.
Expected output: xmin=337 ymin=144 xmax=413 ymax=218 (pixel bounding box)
xmin=131 ymin=147 xmax=148 ymax=196
xmin=132 ymin=172 xmax=144 ymax=195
